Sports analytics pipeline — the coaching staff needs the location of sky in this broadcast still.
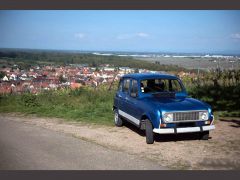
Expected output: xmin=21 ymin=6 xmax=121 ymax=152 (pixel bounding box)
xmin=0 ymin=10 xmax=240 ymax=54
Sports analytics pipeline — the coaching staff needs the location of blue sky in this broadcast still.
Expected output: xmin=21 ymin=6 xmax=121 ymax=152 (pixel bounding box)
xmin=0 ymin=10 xmax=240 ymax=54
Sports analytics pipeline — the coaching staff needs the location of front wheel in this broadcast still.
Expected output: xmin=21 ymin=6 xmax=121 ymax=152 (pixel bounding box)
xmin=114 ymin=109 xmax=123 ymax=127
xmin=199 ymin=131 xmax=209 ymax=140
xmin=145 ymin=119 xmax=154 ymax=144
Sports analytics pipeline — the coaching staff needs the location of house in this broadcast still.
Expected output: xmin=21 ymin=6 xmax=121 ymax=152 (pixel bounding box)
xmin=70 ymin=82 xmax=81 ymax=89
xmin=9 ymin=74 xmax=18 ymax=81
xmin=2 ymin=75 xmax=9 ymax=81
xmin=103 ymin=67 xmax=115 ymax=72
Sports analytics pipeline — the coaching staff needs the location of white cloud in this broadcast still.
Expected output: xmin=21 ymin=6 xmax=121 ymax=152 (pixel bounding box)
xmin=117 ymin=32 xmax=150 ymax=40
xmin=74 ymin=33 xmax=85 ymax=39
xmin=230 ymin=33 xmax=240 ymax=39
xmin=136 ymin=32 xmax=149 ymax=37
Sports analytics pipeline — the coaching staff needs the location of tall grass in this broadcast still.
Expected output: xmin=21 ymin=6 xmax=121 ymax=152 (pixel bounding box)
xmin=0 ymin=85 xmax=116 ymax=125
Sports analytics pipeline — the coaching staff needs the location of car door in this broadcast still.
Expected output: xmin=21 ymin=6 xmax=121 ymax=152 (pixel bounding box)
xmin=117 ymin=78 xmax=130 ymax=116
xmin=124 ymin=79 xmax=141 ymax=126
xmin=114 ymin=78 xmax=123 ymax=109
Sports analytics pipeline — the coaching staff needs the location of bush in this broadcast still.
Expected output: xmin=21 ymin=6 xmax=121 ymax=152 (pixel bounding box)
xmin=21 ymin=93 xmax=39 ymax=107
xmin=188 ymin=84 xmax=240 ymax=115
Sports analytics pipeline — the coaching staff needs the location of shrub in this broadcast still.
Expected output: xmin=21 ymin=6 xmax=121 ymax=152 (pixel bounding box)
xmin=21 ymin=93 xmax=39 ymax=107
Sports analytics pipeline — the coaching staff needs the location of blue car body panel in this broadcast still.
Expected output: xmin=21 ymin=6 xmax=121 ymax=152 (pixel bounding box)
xmin=113 ymin=73 xmax=214 ymax=130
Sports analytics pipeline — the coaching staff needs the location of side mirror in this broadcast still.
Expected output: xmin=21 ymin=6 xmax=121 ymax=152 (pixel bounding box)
xmin=130 ymin=92 xmax=138 ymax=98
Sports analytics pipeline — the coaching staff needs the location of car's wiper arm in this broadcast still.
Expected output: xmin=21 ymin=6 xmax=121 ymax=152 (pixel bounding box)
xmin=152 ymin=92 xmax=176 ymax=98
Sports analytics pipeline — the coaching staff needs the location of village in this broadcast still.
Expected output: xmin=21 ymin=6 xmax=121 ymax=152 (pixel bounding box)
xmin=1 ymin=63 xmax=194 ymax=94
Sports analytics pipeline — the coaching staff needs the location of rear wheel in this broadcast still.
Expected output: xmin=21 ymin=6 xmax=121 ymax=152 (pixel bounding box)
xmin=145 ymin=119 xmax=154 ymax=144
xmin=114 ymin=109 xmax=123 ymax=127
xmin=200 ymin=131 xmax=209 ymax=140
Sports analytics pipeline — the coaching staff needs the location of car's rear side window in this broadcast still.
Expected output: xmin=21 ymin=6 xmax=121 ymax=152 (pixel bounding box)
xmin=130 ymin=79 xmax=138 ymax=94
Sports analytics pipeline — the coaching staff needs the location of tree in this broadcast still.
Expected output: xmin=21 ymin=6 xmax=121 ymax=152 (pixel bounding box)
xmin=95 ymin=67 xmax=100 ymax=72
xmin=0 ymin=71 xmax=6 ymax=79
xmin=59 ymin=75 xmax=67 ymax=83
xmin=134 ymin=68 xmax=139 ymax=73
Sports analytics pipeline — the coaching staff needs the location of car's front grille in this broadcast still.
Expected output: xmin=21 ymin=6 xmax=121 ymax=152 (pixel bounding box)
xmin=173 ymin=111 xmax=199 ymax=122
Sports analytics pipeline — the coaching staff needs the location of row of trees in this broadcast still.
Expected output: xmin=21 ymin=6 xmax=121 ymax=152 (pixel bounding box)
xmin=182 ymin=69 xmax=240 ymax=88
xmin=0 ymin=49 xmax=186 ymax=72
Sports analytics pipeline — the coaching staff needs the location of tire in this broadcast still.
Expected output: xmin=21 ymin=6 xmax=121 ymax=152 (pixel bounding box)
xmin=114 ymin=109 xmax=123 ymax=127
xmin=200 ymin=131 xmax=209 ymax=140
xmin=145 ymin=119 xmax=154 ymax=144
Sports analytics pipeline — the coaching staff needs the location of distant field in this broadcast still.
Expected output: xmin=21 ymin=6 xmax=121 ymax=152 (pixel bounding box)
xmin=135 ymin=57 xmax=240 ymax=70
xmin=0 ymin=49 xmax=190 ymax=73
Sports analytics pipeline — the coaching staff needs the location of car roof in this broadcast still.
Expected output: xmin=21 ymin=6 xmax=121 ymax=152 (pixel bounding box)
xmin=122 ymin=73 xmax=178 ymax=80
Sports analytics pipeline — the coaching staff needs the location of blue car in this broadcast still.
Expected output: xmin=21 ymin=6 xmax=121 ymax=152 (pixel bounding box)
xmin=113 ymin=73 xmax=215 ymax=144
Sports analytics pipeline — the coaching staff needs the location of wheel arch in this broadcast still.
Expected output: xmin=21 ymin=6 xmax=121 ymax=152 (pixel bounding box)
xmin=140 ymin=114 xmax=152 ymax=130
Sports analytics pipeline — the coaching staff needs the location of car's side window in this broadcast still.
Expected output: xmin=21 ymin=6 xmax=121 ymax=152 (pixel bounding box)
xmin=170 ymin=80 xmax=182 ymax=92
xmin=130 ymin=79 xmax=138 ymax=97
xmin=123 ymin=78 xmax=130 ymax=93
xmin=118 ymin=78 xmax=123 ymax=91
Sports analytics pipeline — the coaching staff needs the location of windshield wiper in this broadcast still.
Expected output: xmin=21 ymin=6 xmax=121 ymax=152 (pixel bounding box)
xmin=152 ymin=92 xmax=176 ymax=98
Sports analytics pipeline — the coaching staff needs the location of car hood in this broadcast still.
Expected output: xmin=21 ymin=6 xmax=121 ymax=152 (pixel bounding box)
xmin=143 ymin=96 xmax=209 ymax=112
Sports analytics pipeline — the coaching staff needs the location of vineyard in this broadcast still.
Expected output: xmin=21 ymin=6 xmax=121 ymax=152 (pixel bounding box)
xmin=183 ymin=69 xmax=240 ymax=117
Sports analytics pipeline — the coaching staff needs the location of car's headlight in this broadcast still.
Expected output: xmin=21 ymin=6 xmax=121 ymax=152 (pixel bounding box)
xmin=163 ymin=113 xmax=173 ymax=123
xmin=199 ymin=111 xmax=208 ymax=121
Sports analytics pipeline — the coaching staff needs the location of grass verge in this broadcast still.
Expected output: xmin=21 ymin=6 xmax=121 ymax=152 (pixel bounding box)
xmin=0 ymin=86 xmax=115 ymax=126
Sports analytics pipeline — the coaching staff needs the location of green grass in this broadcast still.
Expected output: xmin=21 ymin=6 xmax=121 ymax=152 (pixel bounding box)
xmin=1 ymin=82 xmax=239 ymax=126
xmin=0 ymin=85 xmax=116 ymax=126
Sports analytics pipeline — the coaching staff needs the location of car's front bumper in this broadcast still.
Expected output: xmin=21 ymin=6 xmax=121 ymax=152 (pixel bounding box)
xmin=153 ymin=125 xmax=215 ymax=134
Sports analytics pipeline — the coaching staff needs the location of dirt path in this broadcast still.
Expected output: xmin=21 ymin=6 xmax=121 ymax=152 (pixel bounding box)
xmin=1 ymin=113 xmax=240 ymax=170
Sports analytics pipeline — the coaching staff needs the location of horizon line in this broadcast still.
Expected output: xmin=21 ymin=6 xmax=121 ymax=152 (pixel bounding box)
xmin=0 ymin=47 xmax=240 ymax=56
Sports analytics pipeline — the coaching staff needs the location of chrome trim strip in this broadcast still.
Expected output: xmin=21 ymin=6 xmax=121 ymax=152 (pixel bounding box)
xmin=164 ymin=119 xmax=206 ymax=123
xmin=203 ymin=125 xmax=215 ymax=131
xmin=211 ymin=115 xmax=214 ymax=125
xmin=177 ymin=127 xmax=201 ymax=133
xmin=154 ymin=128 xmax=175 ymax=134
xmin=164 ymin=110 xmax=208 ymax=113
xmin=153 ymin=125 xmax=215 ymax=134
xmin=118 ymin=109 xmax=140 ymax=125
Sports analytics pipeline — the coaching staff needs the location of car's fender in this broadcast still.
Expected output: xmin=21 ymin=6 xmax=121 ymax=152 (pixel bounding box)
xmin=140 ymin=105 xmax=160 ymax=129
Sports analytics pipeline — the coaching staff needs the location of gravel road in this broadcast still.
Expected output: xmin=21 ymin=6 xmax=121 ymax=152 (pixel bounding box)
xmin=1 ymin=114 xmax=239 ymax=170
xmin=0 ymin=117 xmax=166 ymax=170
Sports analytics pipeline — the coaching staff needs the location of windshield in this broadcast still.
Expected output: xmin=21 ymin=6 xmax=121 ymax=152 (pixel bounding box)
xmin=140 ymin=78 xmax=183 ymax=94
